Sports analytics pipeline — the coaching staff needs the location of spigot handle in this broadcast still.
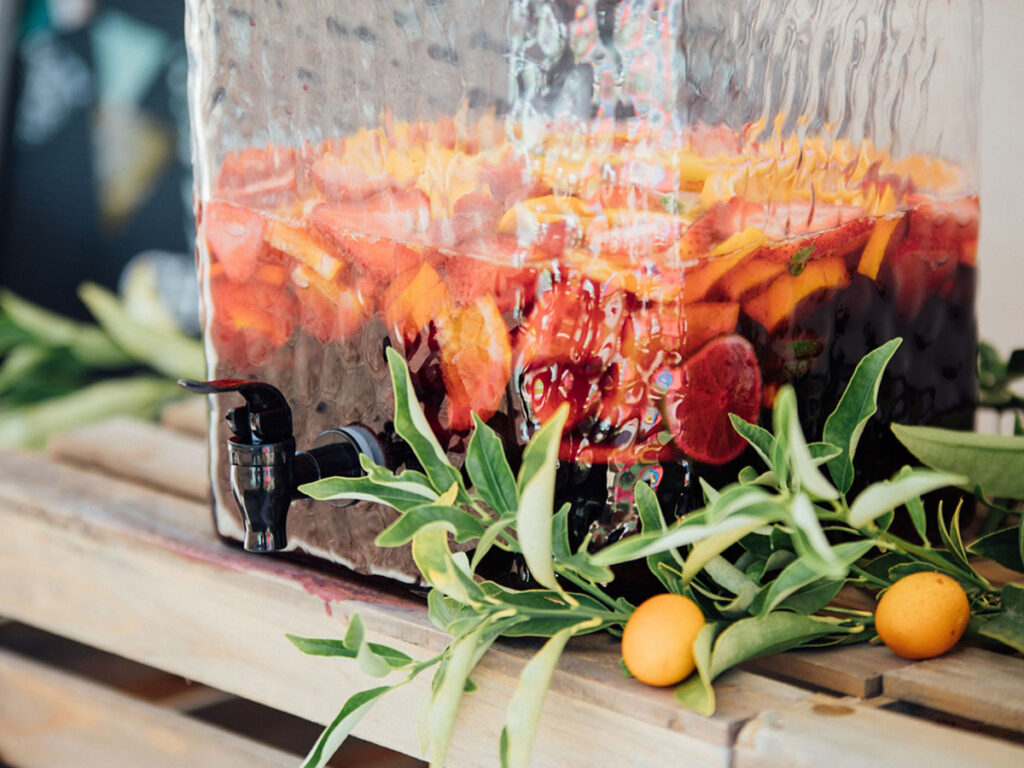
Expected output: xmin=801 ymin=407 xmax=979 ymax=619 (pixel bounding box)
xmin=178 ymin=378 xmax=293 ymax=444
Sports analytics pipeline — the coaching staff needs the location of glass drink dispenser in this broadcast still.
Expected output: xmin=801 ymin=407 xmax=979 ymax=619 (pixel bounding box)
xmin=186 ymin=0 xmax=981 ymax=582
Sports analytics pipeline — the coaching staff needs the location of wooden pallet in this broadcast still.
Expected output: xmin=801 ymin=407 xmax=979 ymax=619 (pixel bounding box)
xmin=0 ymin=403 xmax=1021 ymax=767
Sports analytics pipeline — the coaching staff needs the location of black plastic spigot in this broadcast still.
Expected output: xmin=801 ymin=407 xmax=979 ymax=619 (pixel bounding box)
xmin=179 ymin=378 xmax=385 ymax=553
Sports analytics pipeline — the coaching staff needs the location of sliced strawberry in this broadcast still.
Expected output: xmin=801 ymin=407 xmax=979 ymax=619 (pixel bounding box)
xmin=215 ymin=146 xmax=297 ymax=204
xmin=312 ymin=157 xmax=399 ymax=201
xmin=444 ymin=253 xmax=537 ymax=313
xmin=450 ymin=190 xmax=504 ymax=242
xmin=291 ymin=266 xmax=370 ymax=344
xmin=210 ymin=278 xmax=297 ymax=370
xmin=753 ymin=217 xmax=874 ymax=267
xmin=264 ymin=219 xmax=344 ymax=281
xmin=312 ymin=188 xmax=431 ymax=243
xmin=436 ymin=294 xmax=512 ymax=430
xmin=661 ymin=335 xmax=761 ymax=465
xmin=204 ymin=202 xmax=267 ymax=283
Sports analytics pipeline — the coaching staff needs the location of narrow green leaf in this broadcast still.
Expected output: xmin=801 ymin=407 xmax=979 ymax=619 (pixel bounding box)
xmin=673 ymin=623 xmax=718 ymax=716
xmin=285 ymin=635 xmax=357 ymax=659
xmin=977 ymin=583 xmax=1024 ymax=653
xmin=412 ymin=522 xmax=484 ymax=605
xmin=516 ymin=404 xmax=570 ymax=597
xmin=901 ymin=469 xmax=929 ymax=542
xmin=427 ymin=590 xmax=483 ymax=636
xmin=0 ymin=288 xmax=132 ymax=368
xmin=936 ymin=502 xmax=972 ymax=571
xmin=754 ymin=540 xmax=876 ymax=615
xmin=777 ymin=387 xmax=839 ymax=501
xmin=709 ymin=613 xmax=863 ymax=678
xmin=470 ymin=517 xmax=515 ymax=572
xmin=892 ymin=423 xmax=1024 ymax=500
xmin=0 ymin=376 xmax=184 ymax=449
xmin=376 ymin=488 xmax=484 ymax=547
xmin=681 ymin=517 xmax=786 ymax=585
xmin=343 ymin=612 xmax=366 ymax=650
xmin=386 ymin=347 xmax=466 ymax=500
xmin=728 ymin=414 xmax=775 ymax=470
xmin=501 ymin=621 xmax=594 ymax=768
xmin=301 ymin=686 xmax=393 ymax=768
xmin=848 ymin=469 xmax=965 ymax=528
xmin=300 ymin=474 xmax=437 ymax=512
xmin=428 ymin=625 xmax=493 ymax=768
xmin=807 ymin=442 xmax=842 ymax=466
xmin=467 ymin=414 xmax=518 ymax=517
xmin=822 ymin=338 xmax=902 ymax=494
xmin=356 ymin=640 xmax=394 ymax=678
xmin=775 ymin=579 xmax=844 ymax=614
xmin=789 ymin=493 xmax=843 ymax=579
xmin=79 ymin=282 xmax=205 ymax=380
xmin=592 ymin=513 xmax=771 ymax=568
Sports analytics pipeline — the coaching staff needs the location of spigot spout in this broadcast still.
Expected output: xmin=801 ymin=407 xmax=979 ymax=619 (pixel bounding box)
xmin=228 ymin=438 xmax=295 ymax=552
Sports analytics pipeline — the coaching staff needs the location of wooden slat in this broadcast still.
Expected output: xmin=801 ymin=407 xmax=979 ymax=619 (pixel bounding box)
xmin=733 ymin=694 xmax=1024 ymax=768
xmin=0 ymin=446 xmax=810 ymax=766
xmin=161 ymin=396 xmax=209 ymax=437
xmin=0 ymin=648 xmax=295 ymax=768
xmin=883 ymin=647 xmax=1024 ymax=732
xmin=47 ymin=417 xmax=209 ymax=502
xmin=742 ymin=642 xmax=912 ymax=698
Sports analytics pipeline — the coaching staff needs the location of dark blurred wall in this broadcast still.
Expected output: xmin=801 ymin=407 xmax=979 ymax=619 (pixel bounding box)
xmin=0 ymin=0 xmax=191 ymax=320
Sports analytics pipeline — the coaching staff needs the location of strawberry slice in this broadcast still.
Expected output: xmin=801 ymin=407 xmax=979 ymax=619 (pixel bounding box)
xmin=312 ymin=188 xmax=431 ymax=243
xmin=215 ymin=146 xmax=297 ymax=205
xmin=436 ymin=294 xmax=512 ymax=430
xmin=291 ymin=266 xmax=370 ymax=344
xmin=312 ymin=158 xmax=400 ymax=201
xmin=210 ymin=278 xmax=297 ymax=370
xmin=450 ymin=191 xmax=504 ymax=242
xmin=204 ymin=202 xmax=267 ymax=283
xmin=661 ymin=335 xmax=762 ymax=465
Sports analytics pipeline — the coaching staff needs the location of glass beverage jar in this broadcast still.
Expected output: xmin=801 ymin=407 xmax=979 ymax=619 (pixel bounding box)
xmin=186 ymin=0 xmax=981 ymax=582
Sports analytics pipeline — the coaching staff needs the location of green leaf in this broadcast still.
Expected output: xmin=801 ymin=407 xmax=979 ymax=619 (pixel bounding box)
xmin=673 ymin=623 xmax=718 ymax=716
xmin=592 ymin=513 xmax=772 ymax=568
xmin=822 ymin=338 xmax=902 ymax=494
xmin=728 ymin=414 xmax=775 ymax=470
xmin=977 ymin=583 xmax=1024 ymax=653
xmin=709 ymin=612 xmax=862 ymax=679
xmin=936 ymin=502 xmax=972 ymax=571
xmin=788 ymin=493 xmax=843 ymax=579
xmin=500 ymin=621 xmax=594 ymax=768
xmin=427 ymin=590 xmax=483 ymax=636
xmin=776 ymin=579 xmax=844 ymax=614
xmin=470 ymin=517 xmax=515 ymax=572
xmin=386 ymin=347 xmax=467 ymax=501
xmin=516 ymin=404 xmax=570 ymax=597
xmin=753 ymin=540 xmax=876 ymax=615
xmin=0 ymin=288 xmax=132 ymax=368
xmin=776 ymin=387 xmax=839 ymax=500
xmin=0 ymin=376 xmax=184 ymax=449
xmin=633 ymin=482 xmax=684 ymax=591
xmin=301 ymin=686 xmax=393 ymax=768
xmin=427 ymin=624 xmax=494 ymax=768
xmin=300 ymin=473 xmax=438 ymax=513
xmin=78 ymin=282 xmax=205 ymax=380
xmin=466 ymin=414 xmax=519 ymax=517
xmin=807 ymin=441 xmax=842 ymax=466
xmin=968 ymin=527 xmax=1024 ymax=573
xmin=892 ymin=423 xmax=1024 ymax=500
xmin=412 ymin=522 xmax=484 ymax=605
xmin=376 ymin=488 xmax=484 ymax=547
xmin=848 ymin=469 xmax=965 ymax=528
xmin=286 ymin=634 xmax=415 ymax=668
xmin=903 ymin=476 xmax=929 ymax=543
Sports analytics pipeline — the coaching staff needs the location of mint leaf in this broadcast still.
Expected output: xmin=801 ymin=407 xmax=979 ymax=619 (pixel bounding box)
xmin=788 ymin=246 xmax=815 ymax=276
xmin=822 ymin=338 xmax=902 ymax=494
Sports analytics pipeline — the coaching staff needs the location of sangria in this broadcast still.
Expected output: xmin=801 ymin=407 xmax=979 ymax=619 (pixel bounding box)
xmin=198 ymin=114 xmax=978 ymax=568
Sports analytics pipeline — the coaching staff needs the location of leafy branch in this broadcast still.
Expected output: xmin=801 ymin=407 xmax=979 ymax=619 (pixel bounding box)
xmin=287 ymin=339 xmax=1024 ymax=767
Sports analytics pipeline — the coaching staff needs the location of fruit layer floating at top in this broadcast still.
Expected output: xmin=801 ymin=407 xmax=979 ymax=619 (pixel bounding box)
xmin=200 ymin=114 xmax=978 ymax=467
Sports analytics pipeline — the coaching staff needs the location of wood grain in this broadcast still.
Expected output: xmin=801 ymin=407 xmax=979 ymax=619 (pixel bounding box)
xmin=0 ymin=448 xmax=753 ymax=766
xmin=0 ymin=648 xmax=295 ymax=768
xmin=47 ymin=417 xmax=210 ymax=503
xmin=883 ymin=646 xmax=1024 ymax=732
xmin=733 ymin=694 xmax=1024 ymax=768
xmin=742 ymin=642 xmax=912 ymax=697
xmin=161 ymin=396 xmax=209 ymax=437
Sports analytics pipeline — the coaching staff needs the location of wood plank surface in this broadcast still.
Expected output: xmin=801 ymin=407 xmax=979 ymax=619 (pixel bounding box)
xmin=733 ymin=694 xmax=1024 ymax=768
xmin=47 ymin=417 xmax=209 ymax=502
xmin=0 ymin=648 xmax=295 ymax=768
xmin=160 ymin=396 xmax=209 ymax=436
xmin=883 ymin=646 xmax=1024 ymax=732
xmin=0 ymin=446 xmax=752 ymax=766
xmin=742 ymin=642 xmax=912 ymax=698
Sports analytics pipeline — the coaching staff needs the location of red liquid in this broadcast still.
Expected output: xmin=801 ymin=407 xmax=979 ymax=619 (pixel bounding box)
xmin=199 ymin=121 xmax=978 ymax=568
